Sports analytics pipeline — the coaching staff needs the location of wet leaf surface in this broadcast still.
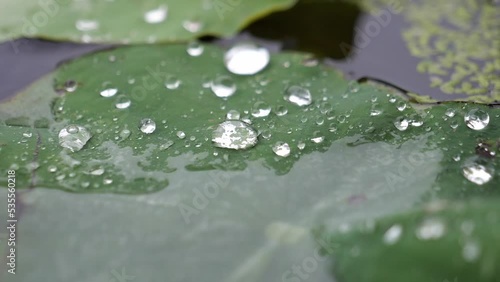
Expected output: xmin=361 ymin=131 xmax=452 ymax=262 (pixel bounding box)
xmin=0 ymin=43 xmax=499 ymax=281
xmin=0 ymin=0 xmax=295 ymax=43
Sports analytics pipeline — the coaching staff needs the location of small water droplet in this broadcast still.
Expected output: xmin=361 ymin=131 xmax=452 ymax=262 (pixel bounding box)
xmin=445 ymin=108 xmax=456 ymax=118
xmin=58 ymin=125 xmax=92 ymax=152
xmin=90 ymin=167 xmax=105 ymax=176
xmin=115 ymin=95 xmax=131 ymax=109
xmin=211 ymin=76 xmax=236 ymax=98
xmin=160 ymin=140 xmax=174 ymax=150
xmin=272 ymin=142 xmax=291 ymax=157
xmin=226 ymin=110 xmax=241 ymax=120
xmin=75 ymin=19 xmax=99 ymax=31
xmin=462 ymin=156 xmax=494 ymax=185
xmin=186 ymin=41 xmax=204 ymax=57
xmin=212 ymin=121 xmax=258 ymax=150
xmin=275 ymin=105 xmax=288 ymax=116
xmin=119 ymin=129 xmax=131 ymax=140
xmin=165 ymin=76 xmax=181 ymax=90
xmin=182 ymin=20 xmax=203 ymax=33
xmin=464 ymin=109 xmax=489 ymax=130
xmin=176 ymin=131 xmax=186 ymax=139
xmin=144 ymin=5 xmax=168 ymax=24
xmin=48 ymin=165 xmax=58 ymax=173
xmin=462 ymin=240 xmax=481 ymax=262
xmin=370 ymin=104 xmax=383 ymax=116
xmin=297 ymin=141 xmax=306 ymax=150
xmin=139 ymin=118 xmax=156 ymax=134
xmin=64 ymin=80 xmax=78 ymax=92
xmin=284 ymin=86 xmax=312 ymax=107
xmin=383 ymin=224 xmax=403 ymax=245
xmin=251 ymin=101 xmax=271 ymax=118
xmin=394 ymin=117 xmax=409 ymax=131
xmin=224 ymin=42 xmax=270 ymax=75
xmin=100 ymin=83 xmax=118 ymax=97
xmin=311 ymin=131 xmax=325 ymax=143
xmin=22 ymin=131 xmax=33 ymax=138
xmin=396 ymin=101 xmax=407 ymax=111
xmin=416 ymin=218 xmax=446 ymax=240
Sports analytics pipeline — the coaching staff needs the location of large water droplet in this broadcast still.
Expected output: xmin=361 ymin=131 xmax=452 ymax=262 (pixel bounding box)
xmin=464 ymin=109 xmax=489 ymax=130
xmin=144 ymin=5 xmax=168 ymax=24
xmin=272 ymin=142 xmax=291 ymax=157
xmin=210 ymin=76 xmax=236 ymax=98
xmin=462 ymin=156 xmax=494 ymax=185
xmin=224 ymin=43 xmax=270 ymax=75
xmin=58 ymin=125 xmax=92 ymax=152
xmin=75 ymin=19 xmax=99 ymax=31
xmin=284 ymin=86 xmax=312 ymax=107
xmin=383 ymin=224 xmax=403 ymax=245
xmin=416 ymin=218 xmax=446 ymax=240
xmin=139 ymin=118 xmax=156 ymax=134
xmin=251 ymin=101 xmax=271 ymax=118
xmin=212 ymin=121 xmax=258 ymax=150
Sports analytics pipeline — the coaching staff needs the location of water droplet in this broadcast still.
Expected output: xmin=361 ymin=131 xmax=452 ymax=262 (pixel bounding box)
xmin=226 ymin=110 xmax=241 ymax=120
xmin=383 ymin=224 xmax=403 ymax=245
xmin=115 ymin=96 xmax=131 ymax=109
xmin=284 ymin=86 xmax=312 ymax=107
xmin=22 ymin=131 xmax=33 ymax=138
xmin=445 ymin=108 xmax=456 ymax=118
xmin=251 ymin=101 xmax=271 ymax=118
xmin=297 ymin=141 xmax=306 ymax=150
xmin=275 ymin=105 xmax=288 ymax=116
xmin=100 ymin=83 xmax=118 ymax=97
xmin=394 ymin=117 xmax=410 ymax=131
xmin=462 ymin=240 xmax=481 ymax=262
xmin=165 ymin=76 xmax=181 ymax=90
xmin=311 ymin=131 xmax=325 ymax=144
xmin=64 ymin=80 xmax=77 ymax=92
xmin=144 ymin=5 xmax=168 ymax=24
xmin=176 ymin=131 xmax=186 ymax=139
xmin=119 ymin=129 xmax=131 ymax=140
xmin=411 ymin=119 xmax=424 ymax=127
xmin=462 ymin=156 xmax=494 ymax=185
xmin=182 ymin=20 xmax=203 ymax=33
xmin=186 ymin=41 xmax=204 ymax=57
xmin=210 ymin=76 xmax=236 ymax=98
xmin=139 ymin=118 xmax=156 ymax=134
xmin=157 ymin=140 xmax=173 ymax=151
xmin=464 ymin=109 xmax=489 ymax=130
xmin=370 ymin=104 xmax=383 ymax=116
xmin=58 ymin=125 xmax=91 ymax=152
xmin=224 ymin=42 xmax=270 ymax=75
xmin=90 ymin=167 xmax=105 ymax=176
xmin=272 ymin=142 xmax=291 ymax=157
xmin=416 ymin=218 xmax=446 ymax=240
xmin=212 ymin=121 xmax=258 ymax=150
xmin=261 ymin=130 xmax=272 ymax=139
xmin=75 ymin=19 xmax=99 ymax=31
xmin=388 ymin=96 xmax=397 ymax=103
xmin=396 ymin=101 xmax=407 ymax=111
xmin=48 ymin=165 xmax=57 ymax=173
